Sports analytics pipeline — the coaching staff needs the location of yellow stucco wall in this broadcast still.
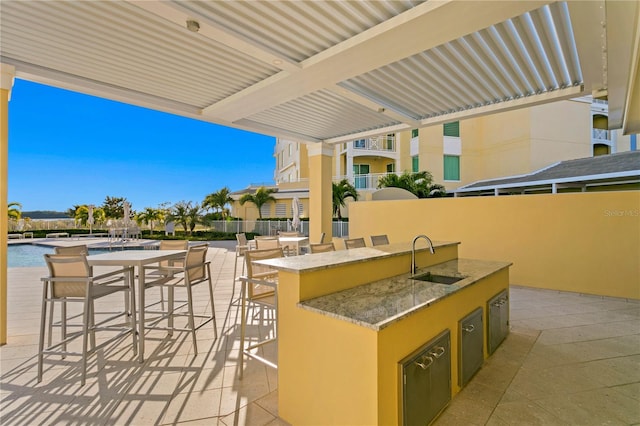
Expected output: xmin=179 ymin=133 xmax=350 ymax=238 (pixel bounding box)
xmin=349 ymin=191 xmax=640 ymax=299
xmin=529 ymin=101 xmax=592 ymax=170
xmin=392 ymin=100 xmax=595 ymax=192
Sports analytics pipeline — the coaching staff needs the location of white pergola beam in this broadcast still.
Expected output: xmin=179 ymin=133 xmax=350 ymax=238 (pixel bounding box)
xmin=201 ymin=1 xmax=551 ymax=122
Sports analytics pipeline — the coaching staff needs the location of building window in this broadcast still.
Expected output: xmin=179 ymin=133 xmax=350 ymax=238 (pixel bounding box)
xmin=411 ymin=129 xmax=419 ymax=138
xmin=385 ymin=134 xmax=394 ymax=150
xmin=412 ymin=155 xmax=419 ymax=172
xmin=353 ymin=164 xmax=370 ymax=189
xmin=386 ymin=163 xmax=395 ymax=173
xmin=288 ymin=144 xmax=292 ymax=157
xmin=443 ymin=121 xmax=460 ymax=137
xmin=593 ymin=144 xmax=610 ymax=156
xmin=631 ymin=134 xmax=637 ymax=151
xmin=275 ymin=203 xmax=287 ymax=217
xmin=354 ymin=139 xmax=366 ymax=148
xmin=260 ymin=204 xmax=271 ymax=218
xmin=444 ymin=155 xmax=460 ymax=181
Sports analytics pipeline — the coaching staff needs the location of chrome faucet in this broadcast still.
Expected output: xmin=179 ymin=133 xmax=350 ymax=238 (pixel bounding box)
xmin=411 ymin=235 xmax=435 ymax=275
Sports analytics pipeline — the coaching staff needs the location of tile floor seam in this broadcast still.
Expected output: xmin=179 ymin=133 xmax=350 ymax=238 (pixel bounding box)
xmin=469 ymin=329 xmax=542 ymax=425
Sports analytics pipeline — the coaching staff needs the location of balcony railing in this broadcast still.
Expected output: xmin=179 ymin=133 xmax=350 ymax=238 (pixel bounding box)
xmin=335 ymin=172 xmax=402 ymax=190
xmin=592 ymin=128 xmax=610 ymax=141
xmin=353 ymin=135 xmax=396 ymax=152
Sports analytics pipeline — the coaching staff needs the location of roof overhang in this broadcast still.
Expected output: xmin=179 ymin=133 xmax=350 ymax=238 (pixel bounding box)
xmin=1 ymin=1 xmax=638 ymax=142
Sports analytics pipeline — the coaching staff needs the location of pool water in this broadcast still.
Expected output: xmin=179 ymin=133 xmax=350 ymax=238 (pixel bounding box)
xmin=7 ymin=244 xmax=146 ymax=267
xmin=7 ymin=244 xmax=54 ymax=267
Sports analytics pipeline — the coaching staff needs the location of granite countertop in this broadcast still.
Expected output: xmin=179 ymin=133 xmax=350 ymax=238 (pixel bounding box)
xmin=256 ymin=241 xmax=459 ymax=274
xmin=299 ymin=258 xmax=512 ymax=331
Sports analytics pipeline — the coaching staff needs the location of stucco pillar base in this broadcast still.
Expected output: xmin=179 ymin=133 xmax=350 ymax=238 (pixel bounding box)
xmin=308 ymin=143 xmax=334 ymax=243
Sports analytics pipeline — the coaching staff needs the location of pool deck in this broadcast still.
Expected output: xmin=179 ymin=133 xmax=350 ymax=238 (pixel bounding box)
xmin=2 ymin=241 xmax=639 ymax=425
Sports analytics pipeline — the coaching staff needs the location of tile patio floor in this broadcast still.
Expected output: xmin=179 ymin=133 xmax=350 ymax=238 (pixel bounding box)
xmin=1 ymin=240 xmax=639 ymax=425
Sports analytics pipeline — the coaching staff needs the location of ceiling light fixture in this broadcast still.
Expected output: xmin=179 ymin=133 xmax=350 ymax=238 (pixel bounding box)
xmin=186 ymin=19 xmax=200 ymax=33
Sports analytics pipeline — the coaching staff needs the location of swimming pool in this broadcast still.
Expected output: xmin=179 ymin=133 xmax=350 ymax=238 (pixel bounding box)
xmin=7 ymin=244 xmax=54 ymax=267
xmin=7 ymin=244 xmax=148 ymax=267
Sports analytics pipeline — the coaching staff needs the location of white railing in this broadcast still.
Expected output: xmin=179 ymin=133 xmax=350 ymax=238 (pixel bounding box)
xmin=206 ymin=220 xmax=349 ymax=238
xmin=353 ymin=135 xmax=396 ymax=152
xmin=592 ymin=128 xmax=610 ymax=141
xmin=335 ymin=172 xmax=402 ymax=190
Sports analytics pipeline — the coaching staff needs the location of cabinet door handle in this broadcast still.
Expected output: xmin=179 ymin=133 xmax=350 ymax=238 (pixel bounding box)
xmin=430 ymin=346 xmax=446 ymax=358
xmin=462 ymin=324 xmax=475 ymax=333
xmin=414 ymin=355 xmax=433 ymax=370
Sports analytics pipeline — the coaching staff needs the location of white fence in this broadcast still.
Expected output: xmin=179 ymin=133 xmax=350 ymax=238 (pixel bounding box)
xmin=8 ymin=218 xmax=351 ymax=238
xmin=206 ymin=220 xmax=349 ymax=238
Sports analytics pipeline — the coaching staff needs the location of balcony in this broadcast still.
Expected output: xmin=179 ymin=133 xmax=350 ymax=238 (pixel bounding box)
xmin=335 ymin=172 xmax=397 ymax=190
xmin=592 ymin=128 xmax=612 ymax=149
xmin=352 ymin=135 xmax=396 ymax=153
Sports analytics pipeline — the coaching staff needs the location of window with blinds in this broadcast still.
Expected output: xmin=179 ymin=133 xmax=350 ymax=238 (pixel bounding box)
xmin=260 ymin=204 xmax=271 ymax=218
xmin=443 ymin=121 xmax=460 ymax=137
xmin=412 ymin=155 xmax=419 ymax=172
xmin=444 ymin=155 xmax=460 ymax=181
xmin=275 ymin=203 xmax=287 ymax=217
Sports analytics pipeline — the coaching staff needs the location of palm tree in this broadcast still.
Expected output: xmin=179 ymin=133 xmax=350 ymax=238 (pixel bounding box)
xmin=136 ymin=207 xmax=164 ymax=235
xmin=65 ymin=205 xmax=78 ymax=219
xmin=203 ymin=187 xmax=233 ymax=219
xmin=332 ymin=179 xmax=359 ymax=219
xmin=74 ymin=205 xmax=106 ymax=227
xmin=239 ymin=187 xmax=276 ymax=219
xmin=186 ymin=203 xmax=203 ymax=235
xmin=166 ymin=201 xmax=191 ymax=234
xmin=377 ymin=171 xmax=445 ymax=198
xmin=7 ymin=202 xmax=22 ymax=221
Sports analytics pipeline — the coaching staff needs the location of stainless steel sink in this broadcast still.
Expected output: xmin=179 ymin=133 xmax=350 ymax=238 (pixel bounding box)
xmin=410 ymin=272 xmax=465 ymax=285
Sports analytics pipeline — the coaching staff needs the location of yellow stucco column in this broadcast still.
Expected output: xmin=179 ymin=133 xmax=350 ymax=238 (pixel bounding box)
xmin=307 ymin=142 xmax=333 ymax=243
xmin=0 ymin=64 xmax=15 ymax=345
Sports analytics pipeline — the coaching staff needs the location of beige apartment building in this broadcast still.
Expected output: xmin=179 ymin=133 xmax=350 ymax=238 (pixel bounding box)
xmin=231 ymin=97 xmax=637 ymax=221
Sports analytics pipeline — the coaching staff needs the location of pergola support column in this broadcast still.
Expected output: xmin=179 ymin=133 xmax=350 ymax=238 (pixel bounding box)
xmin=308 ymin=143 xmax=334 ymax=243
xmin=0 ymin=64 xmax=15 ymax=345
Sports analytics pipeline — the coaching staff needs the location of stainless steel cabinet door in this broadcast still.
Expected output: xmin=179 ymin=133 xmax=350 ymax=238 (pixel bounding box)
xmin=459 ymin=307 xmax=484 ymax=386
xmin=401 ymin=330 xmax=451 ymax=426
xmin=488 ymin=290 xmax=509 ymax=354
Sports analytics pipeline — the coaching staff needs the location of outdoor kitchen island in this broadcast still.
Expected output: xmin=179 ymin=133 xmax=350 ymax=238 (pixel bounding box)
xmin=256 ymin=241 xmax=511 ymax=426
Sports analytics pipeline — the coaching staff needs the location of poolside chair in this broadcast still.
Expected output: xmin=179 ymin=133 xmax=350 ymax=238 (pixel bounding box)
xmin=310 ymin=242 xmax=335 ymax=253
xmin=233 ymin=233 xmax=250 ymax=280
xmin=143 ymin=244 xmax=217 ymax=355
xmin=38 ymin=254 xmax=137 ymax=386
xmin=49 ymin=245 xmax=92 ymax=345
xmin=147 ymin=240 xmax=189 ymax=310
xmin=54 ymin=245 xmax=89 ymax=255
xmin=158 ymin=240 xmax=188 ymax=267
xmin=255 ymin=237 xmax=279 ymax=249
xmin=345 ymin=237 xmax=366 ymax=249
xmin=370 ymin=235 xmax=390 ymax=246
xmin=279 ymin=231 xmax=300 ymax=237
xmin=239 ymin=247 xmax=283 ymax=378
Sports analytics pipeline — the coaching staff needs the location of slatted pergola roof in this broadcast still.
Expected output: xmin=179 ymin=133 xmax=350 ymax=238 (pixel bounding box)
xmin=1 ymin=1 xmax=638 ymax=143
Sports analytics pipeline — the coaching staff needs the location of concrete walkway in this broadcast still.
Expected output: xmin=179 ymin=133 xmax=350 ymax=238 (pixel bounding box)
xmin=1 ymin=241 xmax=639 ymax=425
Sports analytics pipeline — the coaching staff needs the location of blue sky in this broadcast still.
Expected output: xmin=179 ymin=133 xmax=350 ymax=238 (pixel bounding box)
xmin=8 ymin=79 xmax=276 ymax=212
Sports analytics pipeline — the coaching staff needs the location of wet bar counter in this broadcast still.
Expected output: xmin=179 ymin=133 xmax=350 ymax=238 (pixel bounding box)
xmin=257 ymin=242 xmax=511 ymax=425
